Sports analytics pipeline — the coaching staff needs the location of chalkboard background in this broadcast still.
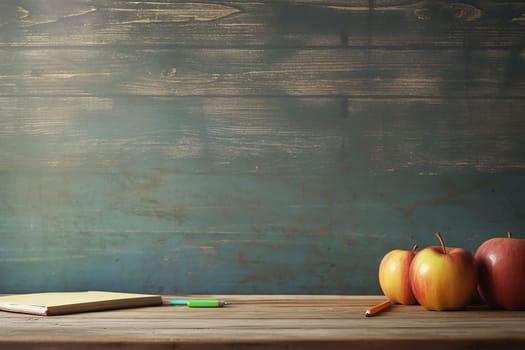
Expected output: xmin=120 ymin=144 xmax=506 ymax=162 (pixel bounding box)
xmin=1 ymin=0 xmax=525 ymax=295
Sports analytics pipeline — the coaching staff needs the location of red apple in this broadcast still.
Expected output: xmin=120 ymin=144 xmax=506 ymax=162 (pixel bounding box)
xmin=409 ymin=232 xmax=478 ymax=311
xmin=378 ymin=244 xmax=418 ymax=305
xmin=475 ymin=232 xmax=525 ymax=310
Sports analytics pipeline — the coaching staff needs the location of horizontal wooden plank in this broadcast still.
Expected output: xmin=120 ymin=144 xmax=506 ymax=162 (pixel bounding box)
xmin=1 ymin=97 xmax=524 ymax=174
xmin=1 ymin=47 xmax=524 ymax=97
xmin=1 ymin=296 xmax=525 ymax=350
xmin=343 ymin=98 xmax=525 ymax=174
xmin=0 ymin=1 xmax=524 ymax=48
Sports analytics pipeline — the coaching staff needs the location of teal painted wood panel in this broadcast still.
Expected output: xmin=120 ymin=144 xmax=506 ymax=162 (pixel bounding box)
xmin=1 ymin=0 xmax=525 ymax=295
xmin=1 ymin=48 xmax=525 ymax=97
xmin=1 ymin=96 xmax=525 ymax=294
xmin=2 ymin=97 xmax=524 ymax=174
xmin=2 ymin=171 xmax=524 ymax=294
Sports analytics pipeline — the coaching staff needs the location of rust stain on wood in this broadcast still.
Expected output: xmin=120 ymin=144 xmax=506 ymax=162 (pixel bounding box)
xmin=429 ymin=191 xmax=460 ymax=208
xmin=130 ymin=175 xmax=163 ymax=192
xmin=404 ymin=179 xmax=493 ymax=218
xmin=404 ymin=201 xmax=421 ymax=219
xmin=132 ymin=205 xmax=191 ymax=224
xmin=315 ymin=228 xmax=332 ymax=236
xmin=241 ymin=274 xmax=272 ymax=284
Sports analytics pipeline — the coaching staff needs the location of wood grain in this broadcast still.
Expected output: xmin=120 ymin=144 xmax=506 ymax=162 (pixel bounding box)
xmin=0 ymin=295 xmax=524 ymax=350
xmin=0 ymin=1 xmax=524 ymax=48
xmin=2 ymin=97 xmax=524 ymax=174
xmin=1 ymin=47 xmax=524 ymax=97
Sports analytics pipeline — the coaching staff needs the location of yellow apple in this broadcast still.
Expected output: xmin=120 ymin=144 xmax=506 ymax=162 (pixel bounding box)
xmin=409 ymin=232 xmax=478 ymax=311
xmin=378 ymin=244 xmax=418 ymax=305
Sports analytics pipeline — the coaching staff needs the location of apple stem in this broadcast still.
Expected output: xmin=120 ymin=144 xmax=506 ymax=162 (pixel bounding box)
xmin=435 ymin=232 xmax=447 ymax=254
xmin=507 ymin=231 xmax=512 ymax=239
xmin=411 ymin=244 xmax=418 ymax=252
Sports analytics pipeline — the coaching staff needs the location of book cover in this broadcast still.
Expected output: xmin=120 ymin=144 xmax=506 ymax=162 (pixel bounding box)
xmin=0 ymin=291 xmax=163 ymax=316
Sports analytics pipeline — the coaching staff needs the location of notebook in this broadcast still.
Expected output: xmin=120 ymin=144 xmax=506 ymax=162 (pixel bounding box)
xmin=0 ymin=291 xmax=163 ymax=316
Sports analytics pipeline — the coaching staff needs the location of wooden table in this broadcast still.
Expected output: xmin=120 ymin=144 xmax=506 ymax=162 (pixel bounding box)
xmin=1 ymin=295 xmax=524 ymax=350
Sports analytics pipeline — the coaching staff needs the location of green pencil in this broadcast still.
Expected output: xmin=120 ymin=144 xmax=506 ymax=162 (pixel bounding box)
xmin=169 ymin=299 xmax=227 ymax=307
xmin=188 ymin=300 xmax=226 ymax=308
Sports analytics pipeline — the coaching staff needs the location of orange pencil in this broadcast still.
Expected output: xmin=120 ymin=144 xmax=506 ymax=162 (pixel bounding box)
xmin=365 ymin=299 xmax=392 ymax=317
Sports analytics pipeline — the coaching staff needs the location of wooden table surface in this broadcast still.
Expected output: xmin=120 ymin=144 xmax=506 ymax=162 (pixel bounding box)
xmin=1 ymin=295 xmax=524 ymax=350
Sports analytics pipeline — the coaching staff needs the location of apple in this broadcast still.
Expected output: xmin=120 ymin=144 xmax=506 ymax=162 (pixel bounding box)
xmin=409 ymin=232 xmax=478 ymax=311
xmin=378 ymin=244 xmax=418 ymax=305
xmin=475 ymin=232 xmax=525 ymax=310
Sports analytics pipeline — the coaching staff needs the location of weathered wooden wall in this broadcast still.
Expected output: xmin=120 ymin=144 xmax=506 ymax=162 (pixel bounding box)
xmin=1 ymin=0 xmax=525 ymax=295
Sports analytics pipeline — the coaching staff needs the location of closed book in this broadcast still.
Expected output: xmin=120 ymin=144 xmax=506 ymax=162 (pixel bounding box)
xmin=0 ymin=291 xmax=163 ymax=316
